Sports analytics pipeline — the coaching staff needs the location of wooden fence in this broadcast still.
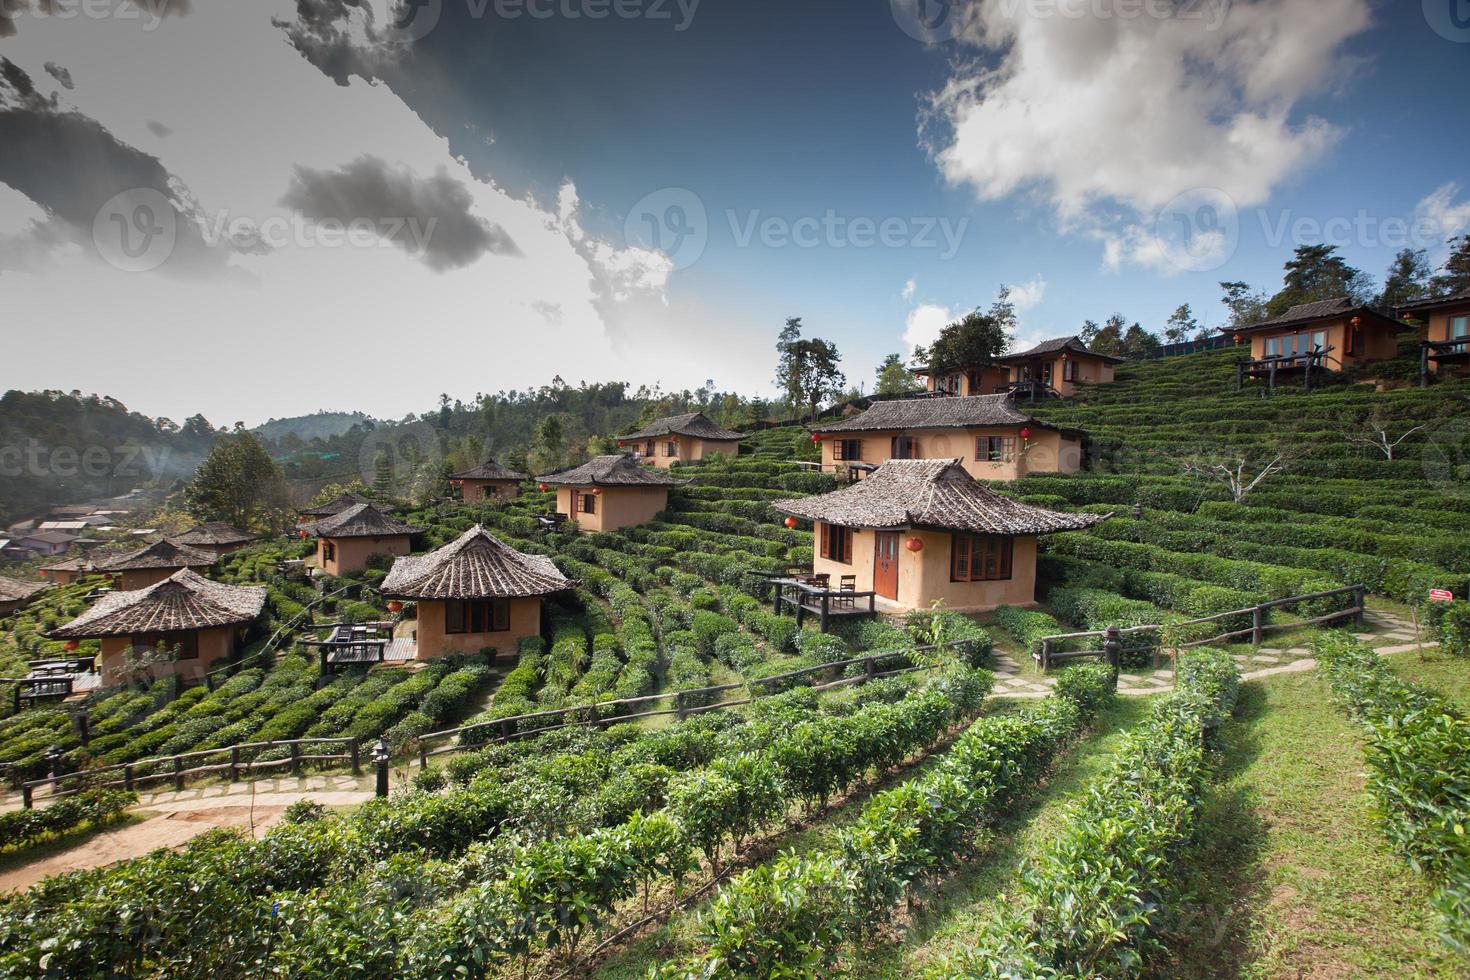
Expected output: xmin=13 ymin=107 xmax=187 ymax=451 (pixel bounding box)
xmin=1035 ymin=584 xmax=1366 ymax=669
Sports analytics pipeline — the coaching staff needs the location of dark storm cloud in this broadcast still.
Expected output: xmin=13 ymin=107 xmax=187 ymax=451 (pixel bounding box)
xmin=273 ymin=0 xmax=407 ymax=87
xmin=279 ymin=154 xmax=519 ymax=271
xmin=43 ymin=62 xmax=72 ymax=89
xmin=0 ymin=58 xmax=233 ymax=277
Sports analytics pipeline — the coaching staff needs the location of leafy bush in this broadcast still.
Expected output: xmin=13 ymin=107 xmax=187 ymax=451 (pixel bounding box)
xmin=0 ymin=789 xmax=136 ymax=852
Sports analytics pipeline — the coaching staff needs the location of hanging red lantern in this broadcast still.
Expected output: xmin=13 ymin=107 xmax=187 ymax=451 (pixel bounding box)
xmin=671 ymin=434 xmax=679 ymax=442
xmin=1019 ymin=426 xmax=1033 ymax=441
xmin=1232 ymin=333 xmax=1243 ymax=344
xmin=592 ymin=486 xmax=603 ymax=495
xmin=811 ymin=432 xmax=822 ymax=443
xmin=905 ymin=537 xmax=924 ymax=552
xmin=298 ymin=529 xmax=309 ymax=539
xmin=538 ymin=483 xmax=550 ymax=493
xmin=1350 ymin=315 xmax=1362 ymax=328
xmin=784 ymin=516 xmax=798 ymax=529
xmin=1061 ymin=352 xmax=1070 ymax=362
xmin=387 ymin=600 xmax=403 ymax=613
xmin=64 ymin=640 xmax=79 ymax=652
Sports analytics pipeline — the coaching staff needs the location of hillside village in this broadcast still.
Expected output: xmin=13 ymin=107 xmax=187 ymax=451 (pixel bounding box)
xmin=0 ymin=272 xmax=1468 ymax=977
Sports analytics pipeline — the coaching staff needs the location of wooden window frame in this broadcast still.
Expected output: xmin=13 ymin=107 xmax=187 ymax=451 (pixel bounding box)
xmin=576 ymin=492 xmax=597 ymax=515
xmin=819 ymin=523 xmax=854 ymax=564
xmin=1062 ymin=359 xmax=1077 ymax=382
xmin=950 ymin=533 xmax=1014 ymax=582
xmin=891 ymin=436 xmax=920 ymax=460
xmin=445 ymin=599 xmax=511 ymax=634
xmin=832 ymin=438 xmax=863 ymax=462
xmin=321 ymin=539 xmax=336 ymax=562
xmin=976 ymin=435 xmax=1017 ymax=463
xmin=665 ymin=441 xmax=678 ymax=457
xmin=131 ymin=630 xmax=200 ymax=660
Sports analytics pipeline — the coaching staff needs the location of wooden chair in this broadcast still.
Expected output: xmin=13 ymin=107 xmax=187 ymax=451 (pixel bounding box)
xmin=835 ymin=575 xmax=857 ymax=609
xmin=810 ymin=573 xmax=830 ymax=591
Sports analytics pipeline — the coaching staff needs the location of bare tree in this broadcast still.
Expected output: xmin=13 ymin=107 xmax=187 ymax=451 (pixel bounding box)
xmin=1183 ymin=452 xmax=1289 ymax=502
xmin=1342 ymin=406 xmax=1428 ymax=462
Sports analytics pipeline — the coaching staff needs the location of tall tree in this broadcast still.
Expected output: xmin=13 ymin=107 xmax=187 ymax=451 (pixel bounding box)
xmin=1163 ymin=304 xmax=1199 ymax=344
xmin=775 ymin=318 xmax=846 ymax=421
xmin=183 ymin=431 xmax=290 ymax=532
xmin=1088 ymin=314 xmax=1128 ymax=356
xmin=915 ymin=309 xmax=1010 ymax=376
xmin=1431 ymin=235 xmax=1470 ymax=296
xmin=1078 ymin=319 xmax=1100 ymax=346
xmin=1219 ymin=280 xmax=1269 ymax=329
xmin=874 ymin=353 xmax=923 ymax=395
xmin=1122 ymin=322 xmax=1161 ymax=359
xmin=1380 ymin=248 xmax=1431 ymax=308
xmin=1266 ymin=244 xmax=1374 ymax=316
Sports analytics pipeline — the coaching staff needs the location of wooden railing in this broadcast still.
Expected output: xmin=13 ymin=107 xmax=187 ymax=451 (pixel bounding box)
xmin=1235 ymin=346 xmax=1336 ymax=394
xmin=1034 ymin=584 xmax=1366 ymax=670
xmin=1420 ymin=338 xmax=1470 ymax=387
xmin=21 ymin=736 xmax=360 ymax=808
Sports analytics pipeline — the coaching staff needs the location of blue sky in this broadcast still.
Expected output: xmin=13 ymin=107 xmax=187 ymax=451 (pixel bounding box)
xmin=1 ymin=0 xmax=1467 ymax=423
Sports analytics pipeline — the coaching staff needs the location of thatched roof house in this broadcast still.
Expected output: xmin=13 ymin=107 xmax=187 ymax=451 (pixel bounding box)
xmin=449 ymin=459 xmax=530 ymax=502
xmin=0 ymin=576 xmax=48 ymax=615
xmin=616 ymin=412 xmax=744 ymax=467
xmin=299 ymin=502 xmax=421 ymax=576
xmin=298 ymin=491 xmax=387 ymax=519
xmin=172 ymin=522 xmax=261 ymax=555
xmin=539 ymin=455 xmax=688 ymax=532
xmin=97 ymin=538 xmax=217 ymax=590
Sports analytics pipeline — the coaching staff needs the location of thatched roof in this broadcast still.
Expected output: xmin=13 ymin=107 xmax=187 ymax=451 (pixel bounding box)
xmin=97 ymin=538 xmax=216 ymax=572
xmin=617 ymin=412 xmax=744 ymax=442
xmin=381 ymin=525 xmax=575 ymax=600
xmin=539 ymin=455 xmax=690 ymax=487
xmin=172 ymin=522 xmax=260 ymax=547
xmin=298 ymin=492 xmax=390 ymax=518
xmin=1397 ymin=288 xmax=1470 ymax=316
xmin=450 ymin=459 xmax=529 ymax=482
xmin=1230 ymin=297 xmax=1404 ymax=335
xmin=300 ymin=502 xmax=421 ymax=539
xmin=997 ymin=335 xmax=1126 ymax=364
xmin=49 ymin=569 xmax=266 ymax=638
xmin=813 ymin=394 xmax=1072 ymax=434
xmin=40 ymin=557 xmax=89 ymax=573
xmin=772 ymin=459 xmax=1108 ymax=536
xmin=0 ymin=576 xmax=47 ymax=604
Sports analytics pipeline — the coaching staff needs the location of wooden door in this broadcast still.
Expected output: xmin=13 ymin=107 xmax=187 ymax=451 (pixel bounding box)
xmin=874 ymin=531 xmax=900 ymax=601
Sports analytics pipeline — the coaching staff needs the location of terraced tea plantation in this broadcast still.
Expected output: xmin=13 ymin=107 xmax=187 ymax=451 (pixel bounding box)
xmin=2 ymin=350 xmax=1469 ymax=978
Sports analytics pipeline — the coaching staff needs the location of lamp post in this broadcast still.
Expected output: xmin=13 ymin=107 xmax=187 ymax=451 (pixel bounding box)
xmin=372 ymin=738 xmax=391 ymax=798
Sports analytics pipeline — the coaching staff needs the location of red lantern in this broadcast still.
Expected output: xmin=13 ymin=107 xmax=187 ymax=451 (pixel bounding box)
xmin=387 ymin=600 xmax=403 ymax=613
xmin=298 ymin=529 xmax=309 ymax=539
xmin=1351 ymin=315 xmax=1362 ymax=327
xmin=592 ymin=487 xmax=603 ymax=495
xmin=784 ymin=516 xmax=798 ymax=529
xmin=811 ymin=433 xmax=822 ymax=443
xmin=1232 ymin=333 xmax=1243 ymax=344
xmin=1061 ymin=352 xmax=1070 ymax=362
xmin=1019 ymin=426 xmax=1033 ymax=441
xmin=905 ymin=537 xmax=924 ymax=552
xmin=671 ymin=435 xmax=679 ymax=442
xmin=538 ymin=483 xmax=550 ymax=493
xmin=64 ymin=640 xmax=80 ymax=651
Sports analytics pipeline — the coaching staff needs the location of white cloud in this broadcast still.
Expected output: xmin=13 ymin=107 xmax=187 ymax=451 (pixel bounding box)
xmin=0 ymin=0 xmax=694 ymax=423
xmin=925 ymin=0 xmax=1372 ymax=267
xmin=902 ymin=302 xmax=959 ymax=354
xmin=1007 ymin=274 xmax=1046 ymax=311
xmin=1416 ymin=183 xmax=1470 ymax=252
xmin=901 ymin=277 xmax=916 ymax=301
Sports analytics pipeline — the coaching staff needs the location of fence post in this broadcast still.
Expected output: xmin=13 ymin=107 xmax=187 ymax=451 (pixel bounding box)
xmin=771 ymin=581 xmax=782 ymax=615
xmin=46 ymin=745 xmax=62 ymax=790
xmin=819 ymin=592 xmax=830 ymax=633
xmin=418 ymin=738 xmax=429 ymax=769
xmin=1040 ymin=638 xmax=1051 ymax=670
xmin=864 ymin=656 xmax=875 ymax=683
xmin=123 ymin=764 xmax=134 ymax=791
xmin=373 ymin=738 xmax=390 ymax=798
xmin=229 ymin=746 xmax=240 ymax=783
xmin=1103 ymin=626 xmax=1121 ymax=675
xmin=1251 ymin=605 xmax=1265 ymax=646
xmin=349 ymin=741 xmax=361 ymax=777
xmin=675 ymin=691 xmax=687 ymax=721
xmin=1353 ymin=585 xmax=1365 ymax=626
xmin=289 ymin=742 xmax=301 ymax=777
xmin=173 ymin=756 xmax=185 ymax=792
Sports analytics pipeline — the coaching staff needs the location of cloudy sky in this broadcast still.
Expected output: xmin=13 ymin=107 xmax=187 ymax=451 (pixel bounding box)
xmin=1 ymin=0 xmax=1467 ymax=426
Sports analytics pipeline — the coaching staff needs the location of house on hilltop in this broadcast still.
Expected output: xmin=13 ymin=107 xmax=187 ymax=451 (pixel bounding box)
xmin=995 ymin=336 xmax=1125 ymax=399
xmin=910 ymin=361 xmax=1011 ymax=398
xmin=773 ymin=458 xmax=1106 ymax=613
xmin=449 ymin=459 xmax=529 ymax=502
xmin=97 ymin=538 xmax=216 ymax=590
xmin=39 ymin=556 xmax=90 ymax=585
xmin=381 ymin=525 xmax=576 ymax=659
xmin=49 ymin=569 xmax=267 ymax=682
xmin=1228 ymin=298 xmax=1406 ymax=390
xmin=297 ymin=491 xmax=387 ymax=521
xmin=172 ymin=522 xmax=261 ymax=556
xmin=1396 ymin=289 xmax=1470 ymax=384
xmin=299 ymin=502 xmax=421 ymax=576
xmin=811 ymin=394 xmax=1085 ymax=482
xmin=539 ymin=455 xmax=689 ymax=532
xmin=615 ymin=412 xmax=744 ymax=468
xmin=0 ymin=576 xmax=47 ymax=616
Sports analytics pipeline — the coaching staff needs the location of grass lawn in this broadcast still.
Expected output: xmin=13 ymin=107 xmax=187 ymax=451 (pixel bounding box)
xmin=1161 ymin=667 xmax=1470 ymax=979
xmin=1386 ymin=648 xmax=1470 ymax=709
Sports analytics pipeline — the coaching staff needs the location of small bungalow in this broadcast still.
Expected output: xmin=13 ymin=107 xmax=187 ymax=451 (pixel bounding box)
xmin=811 ymin=394 xmax=1084 ymax=482
xmin=449 ymin=459 xmax=529 ymax=502
xmin=772 ymin=458 xmax=1106 ymax=613
xmin=39 ymin=556 xmax=90 ymax=586
xmin=171 ymin=522 xmax=261 ymax=556
xmin=910 ymin=362 xmax=1011 ymax=398
xmin=615 ymin=412 xmax=745 ymax=468
xmin=995 ymin=336 xmax=1125 ymax=398
xmin=299 ymin=502 xmax=421 ymax=576
xmin=1396 ymin=289 xmax=1470 ymax=384
xmin=539 ymin=455 xmax=690 ymax=532
xmin=297 ymin=491 xmax=385 ymax=521
xmin=1228 ymin=298 xmax=1406 ymax=390
xmin=16 ymin=530 xmax=81 ymax=557
xmin=97 ymin=538 xmax=216 ymax=590
xmin=381 ymin=525 xmax=576 ymax=659
xmin=0 ymin=576 xmax=47 ymax=616
xmin=48 ymin=569 xmax=266 ymax=683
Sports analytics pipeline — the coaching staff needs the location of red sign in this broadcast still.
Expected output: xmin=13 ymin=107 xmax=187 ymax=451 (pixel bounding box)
xmin=1429 ymin=589 xmax=1455 ymax=603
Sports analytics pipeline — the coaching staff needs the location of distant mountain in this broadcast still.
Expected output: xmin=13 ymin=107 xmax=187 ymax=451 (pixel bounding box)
xmin=252 ymin=411 xmax=376 ymax=444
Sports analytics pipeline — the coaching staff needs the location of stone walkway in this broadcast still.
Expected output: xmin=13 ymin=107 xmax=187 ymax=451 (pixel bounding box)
xmin=991 ymin=606 xmax=1435 ymax=699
